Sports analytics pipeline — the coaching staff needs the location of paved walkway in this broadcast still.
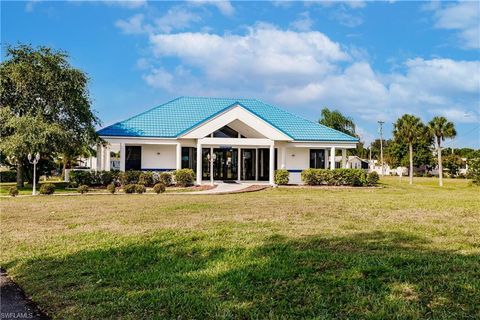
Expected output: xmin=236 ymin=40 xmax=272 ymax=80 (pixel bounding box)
xmin=184 ymin=182 xmax=269 ymax=195
xmin=0 ymin=269 xmax=49 ymax=320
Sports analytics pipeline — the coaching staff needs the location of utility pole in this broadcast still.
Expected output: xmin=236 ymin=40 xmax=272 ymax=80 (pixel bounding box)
xmin=378 ymin=121 xmax=385 ymax=176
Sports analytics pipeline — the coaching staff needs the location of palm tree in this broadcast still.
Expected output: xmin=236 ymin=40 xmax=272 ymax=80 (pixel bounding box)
xmin=428 ymin=116 xmax=456 ymax=187
xmin=319 ymin=108 xmax=357 ymax=137
xmin=393 ymin=114 xmax=425 ymax=185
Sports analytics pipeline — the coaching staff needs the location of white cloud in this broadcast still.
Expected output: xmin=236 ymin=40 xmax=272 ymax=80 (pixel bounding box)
xmin=188 ymin=0 xmax=235 ymax=16
xmin=142 ymin=68 xmax=173 ymax=90
xmin=429 ymin=1 xmax=480 ymax=49
xmin=154 ymin=7 xmax=201 ymax=33
xmin=102 ymin=0 xmax=146 ymax=9
xmin=115 ymin=14 xmax=146 ymax=34
xmin=290 ymin=12 xmax=314 ymax=31
xmin=331 ymin=9 xmax=363 ymax=27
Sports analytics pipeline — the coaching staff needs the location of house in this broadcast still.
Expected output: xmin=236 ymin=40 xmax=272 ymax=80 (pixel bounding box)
xmin=333 ymin=156 xmax=369 ymax=170
xmin=95 ymin=97 xmax=358 ymax=185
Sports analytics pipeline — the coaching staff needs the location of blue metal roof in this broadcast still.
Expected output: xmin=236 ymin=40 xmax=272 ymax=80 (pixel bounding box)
xmin=97 ymin=97 xmax=359 ymax=142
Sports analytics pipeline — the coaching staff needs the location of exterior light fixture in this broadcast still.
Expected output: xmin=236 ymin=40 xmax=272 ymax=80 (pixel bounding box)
xmin=28 ymin=152 xmax=41 ymax=195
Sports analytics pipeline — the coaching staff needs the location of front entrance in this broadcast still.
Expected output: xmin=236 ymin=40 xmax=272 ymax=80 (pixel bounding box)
xmin=213 ymin=148 xmax=238 ymax=181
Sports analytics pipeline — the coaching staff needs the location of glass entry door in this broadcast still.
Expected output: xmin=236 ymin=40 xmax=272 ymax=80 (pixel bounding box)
xmin=241 ymin=149 xmax=256 ymax=180
xmin=213 ymin=148 xmax=238 ymax=181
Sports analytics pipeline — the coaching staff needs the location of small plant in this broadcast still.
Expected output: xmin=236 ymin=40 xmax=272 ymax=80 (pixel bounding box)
xmin=39 ymin=183 xmax=55 ymax=195
xmin=159 ymin=172 xmax=173 ymax=186
xmin=77 ymin=185 xmax=89 ymax=194
xmin=138 ymin=172 xmax=154 ymax=186
xmin=135 ymin=184 xmax=146 ymax=194
xmin=9 ymin=186 xmax=19 ymax=197
xmin=174 ymin=169 xmax=195 ymax=187
xmin=107 ymin=183 xmax=116 ymax=194
xmin=366 ymin=171 xmax=380 ymax=186
xmin=153 ymin=183 xmax=166 ymax=194
xmin=123 ymin=184 xmax=136 ymax=194
xmin=275 ymin=169 xmax=289 ymax=185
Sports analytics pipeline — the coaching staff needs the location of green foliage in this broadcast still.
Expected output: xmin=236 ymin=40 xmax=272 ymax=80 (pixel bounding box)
xmin=119 ymin=170 xmax=141 ymax=185
xmin=274 ymin=169 xmax=289 ymax=185
xmin=174 ymin=169 xmax=195 ymax=187
xmin=0 ymin=171 xmax=16 ymax=182
xmin=69 ymin=170 xmax=93 ymax=186
xmin=99 ymin=171 xmax=116 ymax=186
xmin=159 ymin=172 xmax=173 ymax=186
xmin=39 ymin=183 xmax=55 ymax=195
xmin=135 ymin=184 xmax=146 ymax=194
xmin=318 ymin=108 xmax=357 ymax=137
xmin=123 ymin=184 xmax=136 ymax=194
xmin=0 ymin=44 xmax=100 ymax=186
xmin=466 ymin=158 xmax=480 ymax=185
xmin=443 ymin=154 xmax=464 ymax=177
xmin=8 ymin=186 xmax=19 ymax=197
xmin=366 ymin=171 xmax=380 ymax=186
xmin=138 ymin=172 xmax=154 ymax=186
xmin=301 ymin=169 xmax=367 ymax=186
xmin=77 ymin=185 xmax=89 ymax=194
xmin=428 ymin=116 xmax=456 ymax=146
xmin=107 ymin=183 xmax=116 ymax=194
xmin=153 ymin=183 xmax=166 ymax=194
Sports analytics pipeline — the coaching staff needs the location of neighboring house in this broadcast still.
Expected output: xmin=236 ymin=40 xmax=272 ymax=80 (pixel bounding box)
xmin=333 ymin=156 xmax=369 ymax=170
xmin=95 ymin=97 xmax=358 ymax=185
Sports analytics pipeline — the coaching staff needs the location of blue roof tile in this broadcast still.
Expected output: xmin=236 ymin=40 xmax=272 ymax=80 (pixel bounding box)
xmin=97 ymin=97 xmax=359 ymax=142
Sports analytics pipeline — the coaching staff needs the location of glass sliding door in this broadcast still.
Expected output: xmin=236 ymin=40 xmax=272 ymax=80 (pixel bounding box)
xmin=241 ymin=149 xmax=256 ymax=180
xmin=213 ymin=148 xmax=238 ymax=181
xmin=257 ymin=148 xmax=269 ymax=181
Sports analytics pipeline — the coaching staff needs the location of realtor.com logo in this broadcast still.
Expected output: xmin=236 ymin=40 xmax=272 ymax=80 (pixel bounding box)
xmin=0 ymin=312 xmax=34 ymax=319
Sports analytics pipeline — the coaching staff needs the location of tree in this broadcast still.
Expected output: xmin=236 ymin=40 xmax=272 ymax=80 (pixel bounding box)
xmin=443 ymin=154 xmax=463 ymax=177
xmin=393 ymin=114 xmax=428 ymax=184
xmin=0 ymin=44 xmax=100 ymax=187
xmin=428 ymin=116 xmax=456 ymax=186
xmin=319 ymin=108 xmax=357 ymax=137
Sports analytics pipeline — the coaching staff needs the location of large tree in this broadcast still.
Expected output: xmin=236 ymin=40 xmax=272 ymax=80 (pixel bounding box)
xmin=393 ymin=114 xmax=428 ymax=185
xmin=0 ymin=44 xmax=100 ymax=187
xmin=428 ymin=116 xmax=456 ymax=187
xmin=319 ymin=108 xmax=357 ymax=137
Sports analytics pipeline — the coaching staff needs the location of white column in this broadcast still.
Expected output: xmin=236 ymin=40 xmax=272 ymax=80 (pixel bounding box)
xmin=255 ymin=148 xmax=259 ymax=181
xmin=269 ymin=143 xmax=275 ymax=186
xmin=324 ymin=148 xmax=329 ymax=169
xmin=330 ymin=146 xmax=336 ymax=170
xmin=120 ymin=143 xmax=126 ymax=171
xmin=196 ymin=142 xmax=202 ymax=185
xmin=281 ymin=145 xmax=287 ymax=169
xmin=105 ymin=145 xmax=111 ymax=171
xmin=176 ymin=143 xmax=182 ymax=170
xmin=95 ymin=144 xmax=103 ymax=171
xmin=341 ymin=149 xmax=347 ymax=169
xmin=238 ymin=147 xmax=242 ymax=182
xmin=210 ymin=147 xmax=214 ymax=185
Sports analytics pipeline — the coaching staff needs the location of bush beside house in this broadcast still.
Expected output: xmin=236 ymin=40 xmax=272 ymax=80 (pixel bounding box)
xmin=0 ymin=171 xmax=17 ymax=183
xmin=39 ymin=183 xmax=55 ymax=195
xmin=301 ymin=169 xmax=370 ymax=186
xmin=174 ymin=169 xmax=195 ymax=187
xmin=275 ymin=169 xmax=289 ymax=185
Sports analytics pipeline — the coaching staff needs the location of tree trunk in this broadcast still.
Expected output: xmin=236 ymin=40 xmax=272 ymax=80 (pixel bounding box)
xmin=437 ymin=139 xmax=443 ymax=187
xmin=62 ymin=160 xmax=67 ymax=181
xmin=16 ymin=161 xmax=24 ymax=188
xmin=409 ymin=142 xmax=413 ymax=185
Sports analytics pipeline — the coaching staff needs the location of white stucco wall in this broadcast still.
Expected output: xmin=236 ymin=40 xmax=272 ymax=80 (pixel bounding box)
xmin=141 ymin=144 xmax=176 ymax=170
xmin=284 ymin=147 xmax=311 ymax=184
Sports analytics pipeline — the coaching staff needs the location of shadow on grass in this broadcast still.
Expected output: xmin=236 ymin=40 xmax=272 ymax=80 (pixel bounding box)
xmin=7 ymin=231 xmax=479 ymax=319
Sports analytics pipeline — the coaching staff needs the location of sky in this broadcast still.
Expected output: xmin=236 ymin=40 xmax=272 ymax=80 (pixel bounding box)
xmin=2 ymin=0 xmax=480 ymax=148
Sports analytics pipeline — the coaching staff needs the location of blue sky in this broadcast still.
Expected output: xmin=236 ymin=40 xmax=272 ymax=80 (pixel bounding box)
xmin=2 ymin=0 xmax=480 ymax=147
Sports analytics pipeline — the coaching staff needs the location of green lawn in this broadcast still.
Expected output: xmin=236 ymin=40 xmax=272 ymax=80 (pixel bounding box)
xmin=1 ymin=177 xmax=479 ymax=319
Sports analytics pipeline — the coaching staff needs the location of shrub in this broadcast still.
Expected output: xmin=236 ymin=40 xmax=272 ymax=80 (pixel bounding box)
xmin=159 ymin=172 xmax=173 ymax=186
xmin=467 ymin=158 xmax=480 ymax=185
xmin=123 ymin=184 xmax=136 ymax=194
xmin=135 ymin=184 xmax=146 ymax=194
xmin=0 ymin=171 xmax=17 ymax=183
xmin=367 ymin=171 xmax=380 ymax=186
xmin=119 ymin=170 xmax=141 ymax=185
xmin=99 ymin=171 xmax=115 ymax=186
xmin=69 ymin=170 xmax=92 ymax=186
xmin=39 ymin=183 xmax=55 ymax=195
xmin=138 ymin=171 xmax=154 ymax=186
xmin=301 ymin=169 xmax=367 ymax=187
xmin=9 ymin=186 xmax=19 ymax=197
xmin=107 ymin=183 xmax=116 ymax=194
xmin=153 ymin=183 xmax=166 ymax=194
xmin=275 ymin=169 xmax=289 ymax=185
xmin=77 ymin=185 xmax=89 ymax=194
xmin=174 ymin=169 xmax=195 ymax=187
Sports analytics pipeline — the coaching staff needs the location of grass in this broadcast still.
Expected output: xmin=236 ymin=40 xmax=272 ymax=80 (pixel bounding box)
xmin=1 ymin=177 xmax=479 ymax=319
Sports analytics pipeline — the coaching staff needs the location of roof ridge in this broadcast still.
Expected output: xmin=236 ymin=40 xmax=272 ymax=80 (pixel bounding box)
xmin=253 ymin=99 xmax=359 ymax=141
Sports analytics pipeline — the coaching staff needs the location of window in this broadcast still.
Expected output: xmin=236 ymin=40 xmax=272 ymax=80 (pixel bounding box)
xmin=125 ymin=146 xmax=141 ymax=170
xmin=310 ymin=149 xmax=325 ymax=169
xmin=213 ymin=125 xmax=239 ymax=138
xmin=181 ymin=147 xmax=196 ymax=171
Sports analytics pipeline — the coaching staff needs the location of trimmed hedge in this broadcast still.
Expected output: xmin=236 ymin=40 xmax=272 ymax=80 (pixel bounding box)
xmin=159 ymin=172 xmax=173 ymax=186
xmin=366 ymin=171 xmax=380 ymax=186
xmin=275 ymin=169 xmax=289 ymax=185
xmin=107 ymin=183 xmax=116 ymax=194
xmin=138 ymin=172 xmax=154 ymax=186
xmin=0 ymin=171 xmax=17 ymax=183
xmin=78 ymin=185 xmax=89 ymax=194
xmin=301 ymin=169 xmax=368 ymax=186
xmin=69 ymin=170 xmax=121 ymax=186
xmin=174 ymin=169 xmax=195 ymax=187
xmin=123 ymin=184 xmax=136 ymax=194
xmin=9 ymin=186 xmax=19 ymax=197
xmin=153 ymin=183 xmax=166 ymax=194
xmin=135 ymin=184 xmax=146 ymax=194
xmin=39 ymin=183 xmax=55 ymax=195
